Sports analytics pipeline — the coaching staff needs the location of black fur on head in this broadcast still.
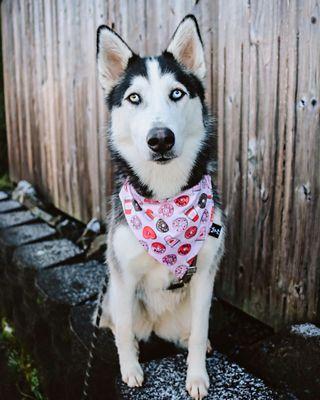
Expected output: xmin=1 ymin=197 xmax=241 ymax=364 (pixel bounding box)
xmin=106 ymin=55 xmax=148 ymax=109
xmin=97 ymin=15 xmax=206 ymax=110
xmin=104 ymin=52 xmax=206 ymax=111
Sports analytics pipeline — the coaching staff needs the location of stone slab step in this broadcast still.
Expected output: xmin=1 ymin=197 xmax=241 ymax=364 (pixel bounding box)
xmin=0 ymin=199 xmax=23 ymax=213
xmin=36 ymin=260 xmax=106 ymax=306
xmin=235 ymin=323 xmax=320 ymax=400
xmin=0 ymin=222 xmax=56 ymax=262
xmin=117 ymin=352 xmax=296 ymax=400
xmin=0 ymin=210 xmax=38 ymax=229
xmin=0 ymin=191 xmax=9 ymax=201
xmin=12 ymin=239 xmax=84 ymax=272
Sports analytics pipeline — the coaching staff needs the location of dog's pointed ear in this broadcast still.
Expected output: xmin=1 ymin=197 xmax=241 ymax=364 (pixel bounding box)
xmin=166 ymin=15 xmax=205 ymax=81
xmin=97 ymin=26 xmax=133 ymax=94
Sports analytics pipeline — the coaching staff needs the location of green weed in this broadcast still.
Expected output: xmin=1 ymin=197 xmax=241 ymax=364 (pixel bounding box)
xmin=0 ymin=318 xmax=45 ymax=400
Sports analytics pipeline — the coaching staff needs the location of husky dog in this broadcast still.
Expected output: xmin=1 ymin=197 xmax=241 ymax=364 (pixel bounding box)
xmin=96 ymin=15 xmax=225 ymax=399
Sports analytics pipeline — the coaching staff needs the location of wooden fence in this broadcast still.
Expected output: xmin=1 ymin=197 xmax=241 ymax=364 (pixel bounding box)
xmin=2 ymin=0 xmax=319 ymax=330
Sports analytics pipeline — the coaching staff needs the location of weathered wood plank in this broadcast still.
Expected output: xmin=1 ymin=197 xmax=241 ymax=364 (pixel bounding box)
xmin=216 ymin=0 xmax=320 ymax=329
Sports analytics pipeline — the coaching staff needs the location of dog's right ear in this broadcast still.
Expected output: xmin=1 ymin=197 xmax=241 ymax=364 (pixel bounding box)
xmin=166 ymin=15 xmax=205 ymax=81
xmin=97 ymin=26 xmax=133 ymax=94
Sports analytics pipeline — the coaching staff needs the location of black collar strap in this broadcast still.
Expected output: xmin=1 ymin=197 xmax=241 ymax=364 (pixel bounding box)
xmin=166 ymin=221 xmax=222 ymax=291
xmin=167 ymin=257 xmax=198 ymax=290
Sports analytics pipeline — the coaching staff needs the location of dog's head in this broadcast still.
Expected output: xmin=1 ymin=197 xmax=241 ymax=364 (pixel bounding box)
xmin=97 ymin=15 xmax=207 ymax=177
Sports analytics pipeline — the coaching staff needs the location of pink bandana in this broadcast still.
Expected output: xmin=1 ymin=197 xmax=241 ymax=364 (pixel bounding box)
xmin=119 ymin=175 xmax=214 ymax=279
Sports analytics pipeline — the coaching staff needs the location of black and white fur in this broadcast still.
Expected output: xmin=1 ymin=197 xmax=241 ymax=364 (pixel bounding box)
xmin=96 ymin=15 xmax=225 ymax=400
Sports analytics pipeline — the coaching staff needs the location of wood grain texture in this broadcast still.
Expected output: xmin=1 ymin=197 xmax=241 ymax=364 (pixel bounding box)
xmin=216 ymin=0 xmax=320 ymax=329
xmin=1 ymin=0 xmax=319 ymax=328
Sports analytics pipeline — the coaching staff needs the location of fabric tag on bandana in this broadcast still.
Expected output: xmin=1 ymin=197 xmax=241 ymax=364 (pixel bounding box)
xmin=119 ymin=175 xmax=214 ymax=279
xmin=209 ymin=223 xmax=222 ymax=238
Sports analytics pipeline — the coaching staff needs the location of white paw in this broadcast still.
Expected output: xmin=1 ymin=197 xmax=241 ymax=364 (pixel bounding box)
xmin=121 ymin=362 xmax=144 ymax=387
xmin=186 ymin=371 xmax=210 ymax=400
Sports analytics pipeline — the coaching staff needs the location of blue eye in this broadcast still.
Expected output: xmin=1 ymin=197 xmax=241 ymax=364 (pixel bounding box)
xmin=169 ymin=89 xmax=185 ymax=101
xmin=127 ymin=93 xmax=141 ymax=105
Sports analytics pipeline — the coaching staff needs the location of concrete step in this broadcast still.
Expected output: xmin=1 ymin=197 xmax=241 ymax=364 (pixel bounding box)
xmin=116 ymin=352 xmax=296 ymax=400
xmin=0 ymin=199 xmax=23 ymax=213
xmin=0 ymin=209 xmax=38 ymax=229
xmin=0 ymin=191 xmax=9 ymax=201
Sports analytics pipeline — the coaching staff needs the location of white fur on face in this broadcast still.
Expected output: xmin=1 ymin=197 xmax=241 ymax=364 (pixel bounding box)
xmin=111 ymin=59 xmax=206 ymax=199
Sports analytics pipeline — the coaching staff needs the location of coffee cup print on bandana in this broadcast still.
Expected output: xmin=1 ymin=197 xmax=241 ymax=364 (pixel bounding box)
xmin=164 ymin=235 xmax=180 ymax=247
xmin=185 ymin=206 xmax=199 ymax=222
xmin=145 ymin=209 xmax=155 ymax=220
xmin=124 ymin=199 xmax=132 ymax=215
xmin=196 ymin=226 xmax=207 ymax=241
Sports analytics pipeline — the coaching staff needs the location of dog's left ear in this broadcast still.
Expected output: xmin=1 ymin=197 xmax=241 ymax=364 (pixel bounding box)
xmin=166 ymin=15 xmax=205 ymax=81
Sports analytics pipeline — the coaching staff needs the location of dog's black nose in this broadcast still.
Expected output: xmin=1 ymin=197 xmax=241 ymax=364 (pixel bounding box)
xmin=147 ymin=128 xmax=175 ymax=154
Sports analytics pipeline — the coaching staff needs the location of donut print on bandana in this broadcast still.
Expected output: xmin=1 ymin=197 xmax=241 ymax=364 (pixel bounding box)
xmin=162 ymin=254 xmax=177 ymax=266
xmin=159 ymin=202 xmax=174 ymax=217
xmin=130 ymin=215 xmax=142 ymax=229
xmin=151 ymin=242 xmax=166 ymax=254
xmin=172 ymin=217 xmax=188 ymax=232
xmin=139 ymin=240 xmax=149 ymax=251
xmin=201 ymin=209 xmax=209 ymax=223
xmin=174 ymin=195 xmax=190 ymax=207
xmin=119 ymin=175 xmax=215 ymax=278
xmin=156 ymin=219 xmax=169 ymax=233
xmin=185 ymin=226 xmax=197 ymax=239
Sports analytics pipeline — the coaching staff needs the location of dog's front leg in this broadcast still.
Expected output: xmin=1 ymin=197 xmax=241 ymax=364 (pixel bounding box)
xmin=111 ymin=273 xmax=143 ymax=387
xmin=186 ymin=268 xmax=215 ymax=400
